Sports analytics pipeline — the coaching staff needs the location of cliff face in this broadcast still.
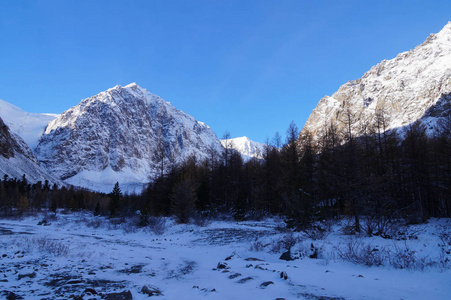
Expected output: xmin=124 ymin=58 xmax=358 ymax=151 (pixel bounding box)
xmin=35 ymin=83 xmax=223 ymax=193
xmin=301 ymin=22 xmax=451 ymax=141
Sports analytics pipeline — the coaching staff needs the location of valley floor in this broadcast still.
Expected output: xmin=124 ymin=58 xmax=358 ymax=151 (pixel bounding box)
xmin=0 ymin=213 xmax=450 ymax=299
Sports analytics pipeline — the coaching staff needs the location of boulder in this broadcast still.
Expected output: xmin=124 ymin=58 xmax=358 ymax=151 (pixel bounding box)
xmin=279 ymin=250 xmax=293 ymax=261
xmin=84 ymin=288 xmax=97 ymax=295
xmin=1 ymin=291 xmax=23 ymax=300
xmin=103 ymin=290 xmax=133 ymax=300
xmin=17 ymin=272 xmax=36 ymax=280
xmin=141 ymin=285 xmax=162 ymax=297
xmin=216 ymin=262 xmax=228 ymax=269
xmin=260 ymin=281 xmax=274 ymax=288
xmin=280 ymin=271 xmax=288 ymax=280
xmin=237 ymin=276 xmax=253 ymax=284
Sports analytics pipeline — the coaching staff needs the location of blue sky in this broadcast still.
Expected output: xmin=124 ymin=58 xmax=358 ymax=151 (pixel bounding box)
xmin=0 ymin=1 xmax=450 ymax=143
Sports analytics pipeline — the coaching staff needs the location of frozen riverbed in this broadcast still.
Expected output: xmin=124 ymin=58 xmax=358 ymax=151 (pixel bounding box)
xmin=0 ymin=213 xmax=450 ymax=299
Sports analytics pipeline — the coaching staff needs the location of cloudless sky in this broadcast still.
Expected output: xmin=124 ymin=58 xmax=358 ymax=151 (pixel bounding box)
xmin=0 ymin=0 xmax=450 ymax=143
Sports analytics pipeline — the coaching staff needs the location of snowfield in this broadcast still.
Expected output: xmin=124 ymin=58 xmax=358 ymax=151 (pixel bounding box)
xmin=0 ymin=214 xmax=450 ymax=299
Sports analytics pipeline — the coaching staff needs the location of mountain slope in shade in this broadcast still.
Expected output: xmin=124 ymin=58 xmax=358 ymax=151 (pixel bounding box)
xmin=0 ymin=116 xmax=61 ymax=184
xmin=301 ymin=22 xmax=451 ymax=140
xmin=221 ymin=136 xmax=266 ymax=161
xmin=35 ymin=83 xmax=224 ymax=193
xmin=0 ymin=99 xmax=59 ymax=150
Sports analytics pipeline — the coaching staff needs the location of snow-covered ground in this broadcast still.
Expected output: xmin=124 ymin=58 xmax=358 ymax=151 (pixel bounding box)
xmin=0 ymin=214 xmax=449 ymax=299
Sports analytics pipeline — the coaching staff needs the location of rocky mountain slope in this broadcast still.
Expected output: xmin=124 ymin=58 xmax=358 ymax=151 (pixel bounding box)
xmin=301 ymin=22 xmax=451 ymax=141
xmin=0 ymin=99 xmax=59 ymax=150
xmin=35 ymin=83 xmax=224 ymax=193
xmin=0 ymin=116 xmax=60 ymax=184
xmin=220 ymin=136 xmax=265 ymax=161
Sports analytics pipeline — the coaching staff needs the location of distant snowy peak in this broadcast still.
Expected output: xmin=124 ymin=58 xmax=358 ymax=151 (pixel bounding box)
xmin=0 ymin=116 xmax=61 ymax=184
xmin=301 ymin=22 xmax=451 ymax=140
xmin=0 ymin=99 xmax=59 ymax=150
xmin=36 ymin=83 xmax=224 ymax=193
xmin=221 ymin=136 xmax=266 ymax=161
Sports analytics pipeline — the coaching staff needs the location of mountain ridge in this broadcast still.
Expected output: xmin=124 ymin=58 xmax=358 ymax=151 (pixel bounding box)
xmin=0 ymin=116 xmax=61 ymax=185
xmin=0 ymin=99 xmax=59 ymax=150
xmin=301 ymin=21 xmax=451 ymax=141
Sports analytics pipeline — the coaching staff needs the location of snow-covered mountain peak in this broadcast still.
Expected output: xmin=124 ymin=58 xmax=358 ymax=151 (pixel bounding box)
xmin=438 ymin=20 xmax=451 ymax=34
xmin=301 ymin=22 xmax=451 ymax=141
xmin=223 ymin=136 xmax=250 ymax=145
xmin=221 ymin=136 xmax=265 ymax=161
xmin=36 ymin=84 xmax=224 ymax=193
xmin=415 ymin=21 xmax=451 ymax=48
xmin=124 ymin=82 xmax=139 ymax=88
xmin=98 ymin=83 xmax=168 ymax=108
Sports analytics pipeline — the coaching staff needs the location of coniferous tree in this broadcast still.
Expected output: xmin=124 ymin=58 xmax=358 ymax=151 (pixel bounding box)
xmin=263 ymin=134 xmax=284 ymax=213
xmin=138 ymin=204 xmax=149 ymax=227
xmin=402 ymin=121 xmax=433 ymax=221
xmin=316 ymin=121 xmax=342 ymax=219
xmin=432 ymin=115 xmax=451 ymax=217
xmin=50 ymin=197 xmax=58 ymax=215
xmin=0 ymin=181 xmax=6 ymax=216
xmin=109 ymin=182 xmax=122 ymax=217
xmin=171 ymin=175 xmax=197 ymax=223
xmin=94 ymin=201 xmax=101 ymax=216
xmin=340 ymin=108 xmax=361 ymax=233
xmin=16 ymin=194 xmax=29 ymax=215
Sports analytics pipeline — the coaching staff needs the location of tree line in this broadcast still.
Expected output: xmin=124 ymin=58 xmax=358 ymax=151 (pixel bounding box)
xmin=139 ymin=111 xmax=450 ymax=230
xmin=0 ymin=174 xmax=107 ymax=217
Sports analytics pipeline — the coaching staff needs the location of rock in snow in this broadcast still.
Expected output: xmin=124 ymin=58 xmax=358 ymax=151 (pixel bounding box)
xmin=301 ymin=21 xmax=451 ymax=141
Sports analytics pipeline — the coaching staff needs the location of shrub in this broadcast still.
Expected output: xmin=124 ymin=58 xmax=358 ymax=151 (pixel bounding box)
xmin=145 ymin=216 xmax=167 ymax=235
xmin=303 ymin=223 xmax=330 ymax=240
xmin=437 ymin=249 xmax=450 ymax=272
xmin=267 ymin=233 xmax=302 ymax=254
xmin=191 ymin=213 xmax=210 ymax=227
xmin=362 ymin=216 xmax=402 ymax=239
xmin=249 ymin=238 xmax=267 ymax=252
xmin=18 ymin=237 xmax=70 ymax=257
xmin=438 ymin=227 xmax=451 ymax=246
xmin=121 ymin=218 xmax=139 ymax=233
xmin=389 ymin=242 xmax=431 ymax=271
xmin=86 ymin=218 xmax=105 ymax=229
xmin=336 ymin=237 xmax=385 ymax=267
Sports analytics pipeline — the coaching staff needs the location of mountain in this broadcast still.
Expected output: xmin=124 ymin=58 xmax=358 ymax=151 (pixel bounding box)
xmin=0 ymin=116 xmax=60 ymax=184
xmin=220 ymin=136 xmax=265 ymax=161
xmin=301 ymin=22 xmax=451 ymax=141
xmin=35 ymin=83 xmax=224 ymax=193
xmin=0 ymin=99 xmax=59 ymax=150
